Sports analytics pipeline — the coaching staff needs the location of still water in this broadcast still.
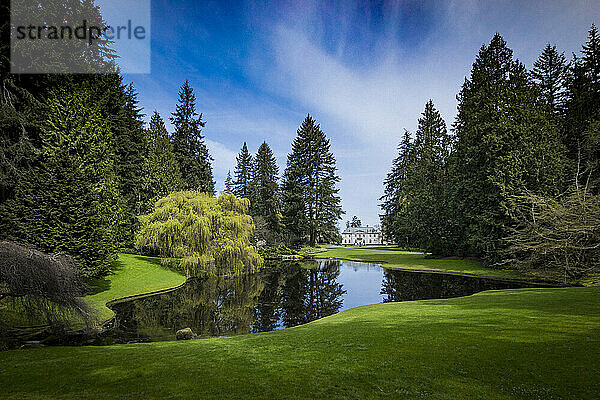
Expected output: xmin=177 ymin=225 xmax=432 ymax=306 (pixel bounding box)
xmin=108 ymin=260 xmax=545 ymax=343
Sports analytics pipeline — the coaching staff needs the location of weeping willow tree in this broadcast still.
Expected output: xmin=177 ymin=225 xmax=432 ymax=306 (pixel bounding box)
xmin=136 ymin=191 xmax=263 ymax=276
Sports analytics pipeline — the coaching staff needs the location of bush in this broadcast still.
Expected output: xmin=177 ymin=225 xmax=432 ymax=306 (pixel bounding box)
xmin=502 ymin=191 xmax=600 ymax=281
xmin=258 ymin=244 xmax=297 ymax=259
xmin=0 ymin=241 xmax=93 ymax=330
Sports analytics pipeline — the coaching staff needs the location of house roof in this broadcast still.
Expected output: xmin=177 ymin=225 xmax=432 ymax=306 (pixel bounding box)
xmin=342 ymin=226 xmax=380 ymax=234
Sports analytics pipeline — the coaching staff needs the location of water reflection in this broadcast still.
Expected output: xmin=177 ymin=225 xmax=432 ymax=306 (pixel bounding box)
xmin=111 ymin=260 xmax=347 ymax=342
xmin=380 ymin=269 xmax=535 ymax=302
xmin=109 ymin=260 xmax=547 ymax=343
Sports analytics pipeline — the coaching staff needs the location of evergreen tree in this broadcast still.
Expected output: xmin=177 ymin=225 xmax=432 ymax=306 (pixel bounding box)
xmin=0 ymin=86 xmax=120 ymax=278
xmin=111 ymin=83 xmax=147 ymax=247
xmin=381 ymin=102 xmax=454 ymax=253
xmin=224 ymin=170 xmax=234 ymax=192
xmin=450 ymin=34 xmax=566 ymax=260
xmin=350 ymin=216 xmax=361 ymax=227
xmin=582 ymin=24 xmax=600 ymax=86
xmin=0 ymin=1 xmax=148 ymax=273
xmin=563 ymin=24 xmax=600 ymax=191
xmin=282 ymin=115 xmax=343 ymax=246
xmin=0 ymin=75 xmax=42 ymax=205
xmin=380 ymin=130 xmax=413 ymax=246
xmin=141 ymin=111 xmax=183 ymax=212
xmin=72 ymin=74 xmax=149 ymax=248
xmin=233 ymin=142 xmax=253 ymax=199
xmin=531 ymin=44 xmax=568 ymax=116
xmin=250 ymin=141 xmax=282 ymax=241
xmin=403 ymin=100 xmax=454 ymax=254
xmin=171 ymin=81 xmax=215 ymax=194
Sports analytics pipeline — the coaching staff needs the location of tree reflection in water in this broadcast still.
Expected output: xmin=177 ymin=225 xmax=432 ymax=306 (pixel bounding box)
xmin=110 ymin=261 xmax=543 ymax=343
xmin=111 ymin=260 xmax=346 ymax=342
xmin=380 ymin=269 xmax=535 ymax=303
xmin=280 ymin=260 xmax=346 ymax=328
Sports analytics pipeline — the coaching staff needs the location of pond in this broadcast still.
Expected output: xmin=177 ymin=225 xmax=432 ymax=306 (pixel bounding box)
xmin=107 ymin=260 xmax=552 ymax=343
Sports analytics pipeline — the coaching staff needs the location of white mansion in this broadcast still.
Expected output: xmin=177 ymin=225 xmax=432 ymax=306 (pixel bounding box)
xmin=341 ymin=225 xmax=384 ymax=246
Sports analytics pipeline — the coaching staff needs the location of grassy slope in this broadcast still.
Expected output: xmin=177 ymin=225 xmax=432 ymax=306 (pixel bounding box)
xmin=1 ymin=286 xmax=598 ymax=399
xmin=85 ymin=254 xmax=186 ymax=322
xmin=0 ymin=254 xmax=185 ymax=327
xmin=316 ymin=246 xmax=524 ymax=279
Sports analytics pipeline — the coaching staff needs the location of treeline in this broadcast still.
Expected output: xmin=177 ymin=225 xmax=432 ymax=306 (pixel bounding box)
xmin=0 ymin=60 xmax=343 ymax=279
xmin=0 ymin=49 xmax=215 ymax=277
xmin=381 ymin=28 xmax=600 ymax=279
xmin=229 ymin=115 xmax=343 ymax=248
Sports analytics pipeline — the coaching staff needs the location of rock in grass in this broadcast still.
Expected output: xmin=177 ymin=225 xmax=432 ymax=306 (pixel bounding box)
xmin=176 ymin=328 xmax=195 ymax=340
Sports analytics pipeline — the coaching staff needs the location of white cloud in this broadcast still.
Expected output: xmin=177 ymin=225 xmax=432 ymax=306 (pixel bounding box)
xmin=241 ymin=1 xmax=600 ymax=226
xmin=129 ymin=0 xmax=600 ymax=226
xmin=205 ymin=138 xmax=237 ymax=191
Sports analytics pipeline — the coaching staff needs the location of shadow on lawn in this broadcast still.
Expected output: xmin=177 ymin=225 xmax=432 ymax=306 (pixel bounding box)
xmin=85 ymin=258 xmax=126 ymax=295
xmin=86 ymin=254 xmax=172 ymax=296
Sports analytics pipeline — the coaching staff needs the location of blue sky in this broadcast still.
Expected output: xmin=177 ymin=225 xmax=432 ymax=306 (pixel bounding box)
xmin=119 ymin=0 xmax=600 ymax=227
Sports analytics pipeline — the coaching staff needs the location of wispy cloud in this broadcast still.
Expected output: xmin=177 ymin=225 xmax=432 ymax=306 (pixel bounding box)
xmin=127 ymin=0 xmax=600 ymax=226
xmin=205 ymin=138 xmax=237 ymax=190
xmin=240 ymin=0 xmax=600 ymax=225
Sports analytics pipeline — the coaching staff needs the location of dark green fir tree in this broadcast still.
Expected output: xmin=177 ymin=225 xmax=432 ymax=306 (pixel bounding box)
xmin=563 ymin=24 xmax=600 ymax=190
xmin=402 ymin=100 xmax=454 ymax=254
xmin=224 ymin=170 xmax=234 ymax=192
xmin=450 ymin=33 xmax=566 ymax=260
xmin=233 ymin=142 xmax=253 ymax=199
xmin=1 ymin=86 xmax=120 ymax=278
xmin=282 ymin=115 xmax=343 ymax=246
xmin=250 ymin=141 xmax=282 ymax=241
xmin=171 ymin=80 xmax=215 ymax=194
xmin=380 ymin=130 xmax=413 ymax=247
xmin=531 ymin=43 xmax=568 ymax=116
xmin=112 ymin=83 xmax=147 ymax=247
xmin=141 ymin=111 xmax=183 ymax=212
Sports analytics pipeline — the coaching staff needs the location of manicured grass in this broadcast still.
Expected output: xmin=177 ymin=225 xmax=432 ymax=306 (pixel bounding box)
xmin=356 ymin=244 xmax=406 ymax=251
xmin=1 ymin=286 xmax=598 ymax=399
xmin=0 ymin=254 xmax=186 ymax=328
xmin=317 ymin=246 xmax=524 ymax=279
xmin=85 ymin=254 xmax=186 ymax=323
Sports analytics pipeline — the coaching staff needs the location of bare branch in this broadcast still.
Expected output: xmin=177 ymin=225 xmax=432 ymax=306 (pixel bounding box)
xmin=0 ymin=241 xmax=95 ymax=330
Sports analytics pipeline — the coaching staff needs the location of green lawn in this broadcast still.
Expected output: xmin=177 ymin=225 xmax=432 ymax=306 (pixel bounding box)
xmin=0 ymin=254 xmax=186 ymax=328
xmin=317 ymin=246 xmax=526 ymax=279
xmin=1 ymin=286 xmax=598 ymax=399
xmin=85 ymin=254 xmax=186 ymax=322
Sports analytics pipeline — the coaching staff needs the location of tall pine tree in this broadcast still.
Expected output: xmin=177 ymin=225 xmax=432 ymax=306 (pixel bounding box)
xmin=78 ymin=74 xmax=148 ymax=248
xmin=282 ymin=115 xmax=343 ymax=246
xmin=233 ymin=142 xmax=253 ymax=199
xmin=141 ymin=111 xmax=183 ymax=212
xmin=250 ymin=141 xmax=282 ymax=241
xmin=0 ymin=86 xmax=120 ymax=278
xmin=563 ymin=24 xmax=600 ymax=190
xmin=224 ymin=170 xmax=234 ymax=192
xmin=112 ymin=83 xmax=146 ymax=247
xmin=381 ymin=130 xmax=413 ymax=247
xmin=531 ymin=44 xmax=568 ymax=116
xmin=171 ymin=80 xmax=215 ymax=194
xmin=403 ymin=100 xmax=454 ymax=254
xmin=450 ymin=34 xmax=565 ymax=260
